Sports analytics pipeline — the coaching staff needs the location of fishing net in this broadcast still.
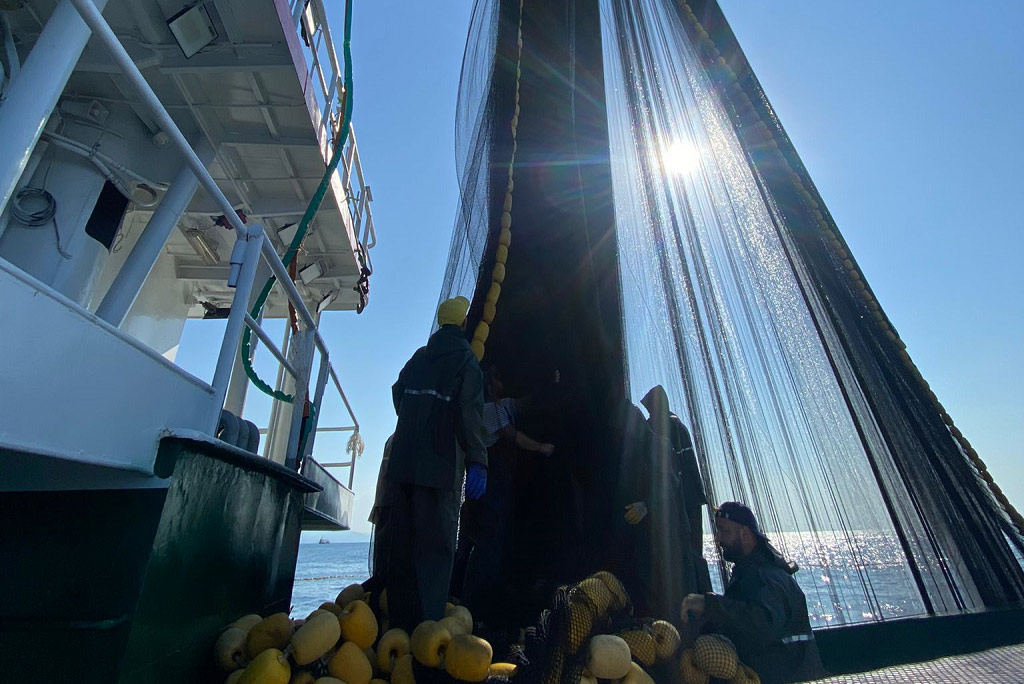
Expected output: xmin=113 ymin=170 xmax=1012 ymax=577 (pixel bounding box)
xmin=436 ymin=0 xmax=1024 ymax=634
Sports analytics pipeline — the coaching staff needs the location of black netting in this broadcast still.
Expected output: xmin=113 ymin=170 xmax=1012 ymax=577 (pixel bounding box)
xmin=435 ymin=0 xmax=1024 ymax=649
xmin=435 ymin=0 xmax=502 ymax=324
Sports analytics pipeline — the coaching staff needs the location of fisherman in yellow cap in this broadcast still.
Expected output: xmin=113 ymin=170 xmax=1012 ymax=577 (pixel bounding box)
xmin=384 ymin=296 xmax=488 ymax=630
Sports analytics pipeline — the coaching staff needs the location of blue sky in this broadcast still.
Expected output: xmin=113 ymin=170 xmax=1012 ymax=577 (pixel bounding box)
xmin=178 ymin=0 xmax=1023 ymax=540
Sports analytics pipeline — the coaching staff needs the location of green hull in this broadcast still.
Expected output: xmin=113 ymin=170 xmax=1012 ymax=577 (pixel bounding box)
xmin=0 ymin=435 xmax=319 ymax=684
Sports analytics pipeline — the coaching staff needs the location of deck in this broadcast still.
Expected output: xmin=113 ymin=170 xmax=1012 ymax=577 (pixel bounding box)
xmin=811 ymin=644 xmax=1024 ymax=683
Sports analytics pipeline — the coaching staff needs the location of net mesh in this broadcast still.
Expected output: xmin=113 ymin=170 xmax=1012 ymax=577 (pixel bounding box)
xmin=435 ymin=0 xmax=1024 ymax=638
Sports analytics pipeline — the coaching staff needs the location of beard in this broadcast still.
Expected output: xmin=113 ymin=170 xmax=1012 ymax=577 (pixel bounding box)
xmin=721 ymin=544 xmax=743 ymax=563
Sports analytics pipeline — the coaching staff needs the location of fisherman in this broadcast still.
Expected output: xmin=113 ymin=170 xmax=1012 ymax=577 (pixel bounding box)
xmin=640 ymin=385 xmax=707 ymax=560
xmin=385 ymin=296 xmax=488 ymax=631
xmin=681 ymin=502 xmax=823 ymax=684
xmin=452 ymin=364 xmax=554 ymax=635
xmin=620 ymin=386 xmax=710 ymax=621
xmin=360 ymin=434 xmax=394 ymax=611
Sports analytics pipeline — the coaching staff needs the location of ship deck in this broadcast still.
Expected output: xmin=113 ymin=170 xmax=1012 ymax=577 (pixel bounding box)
xmin=811 ymin=643 xmax=1024 ymax=683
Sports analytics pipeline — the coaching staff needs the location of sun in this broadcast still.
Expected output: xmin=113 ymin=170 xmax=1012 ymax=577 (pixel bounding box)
xmin=662 ymin=140 xmax=700 ymax=175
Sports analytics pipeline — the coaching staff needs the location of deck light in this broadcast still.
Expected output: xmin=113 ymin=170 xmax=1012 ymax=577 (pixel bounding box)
xmin=184 ymin=229 xmax=221 ymax=265
xmin=298 ymin=261 xmax=324 ymax=284
xmin=167 ymin=5 xmax=218 ymax=59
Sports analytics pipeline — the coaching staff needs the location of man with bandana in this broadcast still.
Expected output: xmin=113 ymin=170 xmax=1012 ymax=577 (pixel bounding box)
xmin=681 ymin=502 xmax=823 ymax=684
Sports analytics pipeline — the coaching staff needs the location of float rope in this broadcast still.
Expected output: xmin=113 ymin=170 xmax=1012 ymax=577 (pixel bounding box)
xmin=470 ymin=0 xmax=525 ymax=362
xmin=674 ymin=1 xmax=1024 ymax=537
xmin=240 ymin=0 xmax=355 ymax=402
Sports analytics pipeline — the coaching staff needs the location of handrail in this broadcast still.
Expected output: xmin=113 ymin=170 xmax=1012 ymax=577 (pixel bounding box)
xmin=67 ymin=0 xmax=361 ymax=487
xmin=329 ymin=363 xmax=359 ymax=432
xmin=244 ymin=314 xmax=297 ymax=378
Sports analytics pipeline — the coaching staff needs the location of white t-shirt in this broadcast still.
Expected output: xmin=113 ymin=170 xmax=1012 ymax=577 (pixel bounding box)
xmin=481 ymin=398 xmax=516 ymax=447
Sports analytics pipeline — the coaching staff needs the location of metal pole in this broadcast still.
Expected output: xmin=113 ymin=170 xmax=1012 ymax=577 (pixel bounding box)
xmin=209 ymin=226 xmax=265 ymax=432
xmin=299 ymin=354 xmax=330 ymax=468
xmin=95 ymin=139 xmax=215 ymax=326
xmin=66 ymin=0 xmax=248 ymax=237
xmin=291 ymin=0 xmax=306 ymax=31
xmin=0 ymin=0 xmax=110 ymax=212
xmin=283 ymin=329 xmax=315 ymax=470
xmin=244 ymin=313 xmax=298 ymax=378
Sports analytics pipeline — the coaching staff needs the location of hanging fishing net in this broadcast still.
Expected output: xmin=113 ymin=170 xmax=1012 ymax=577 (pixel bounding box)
xmin=436 ymin=0 xmax=1024 ymax=638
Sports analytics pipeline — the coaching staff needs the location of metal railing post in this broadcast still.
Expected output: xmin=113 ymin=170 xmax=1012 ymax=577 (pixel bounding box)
xmin=300 ymin=354 xmax=330 ymax=468
xmin=0 ymin=0 xmax=110 ymax=212
xmin=209 ymin=226 xmax=265 ymax=433
xmin=283 ymin=329 xmax=315 ymax=470
xmin=95 ymin=138 xmax=215 ymax=326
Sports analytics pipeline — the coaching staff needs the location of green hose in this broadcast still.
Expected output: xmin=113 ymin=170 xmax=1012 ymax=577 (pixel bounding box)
xmin=240 ymin=0 xmax=355 ymax=403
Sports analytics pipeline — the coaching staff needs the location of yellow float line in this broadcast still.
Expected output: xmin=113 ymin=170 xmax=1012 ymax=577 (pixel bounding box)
xmin=676 ymin=1 xmax=1024 ymax=536
xmin=471 ymin=0 xmax=524 ymax=362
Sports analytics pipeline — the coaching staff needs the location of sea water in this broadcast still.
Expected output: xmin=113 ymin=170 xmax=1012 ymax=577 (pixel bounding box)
xmin=292 ymin=531 xmax=924 ymax=628
xmin=292 ymin=542 xmax=372 ymax=616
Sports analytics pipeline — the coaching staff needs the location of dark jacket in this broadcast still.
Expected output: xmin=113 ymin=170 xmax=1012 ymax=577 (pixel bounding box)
xmin=703 ymin=544 xmax=823 ymax=684
xmin=664 ymin=414 xmax=706 ymax=510
xmin=388 ymin=325 xmax=487 ymax=491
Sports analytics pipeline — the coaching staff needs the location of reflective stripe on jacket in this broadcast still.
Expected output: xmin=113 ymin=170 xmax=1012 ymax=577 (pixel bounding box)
xmin=388 ymin=325 xmax=487 ymax=490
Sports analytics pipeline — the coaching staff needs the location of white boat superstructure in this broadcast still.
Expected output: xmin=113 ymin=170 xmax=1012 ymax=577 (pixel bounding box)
xmin=0 ymin=0 xmax=372 ymax=530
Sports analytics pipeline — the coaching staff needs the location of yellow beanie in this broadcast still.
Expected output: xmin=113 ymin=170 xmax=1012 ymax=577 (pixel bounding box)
xmin=437 ymin=296 xmax=471 ymax=327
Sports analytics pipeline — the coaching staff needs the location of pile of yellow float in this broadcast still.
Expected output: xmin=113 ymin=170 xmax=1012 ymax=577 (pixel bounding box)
xmin=214 ymin=574 xmax=759 ymax=684
xmin=523 ymin=570 xmax=759 ymax=684
xmin=677 ymin=635 xmax=759 ymax=684
xmin=213 ymin=583 xmax=516 ymax=684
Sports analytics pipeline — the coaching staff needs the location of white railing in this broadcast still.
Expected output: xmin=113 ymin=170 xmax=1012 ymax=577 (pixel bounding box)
xmin=68 ymin=0 xmax=359 ymax=487
xmin=291 ymin=0 xmax=345 ymax=146
xmin=289 ymin=0 xmax=375 ymax=290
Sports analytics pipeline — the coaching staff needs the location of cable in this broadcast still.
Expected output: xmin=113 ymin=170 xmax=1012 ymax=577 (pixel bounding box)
xmin=11 ymin=187 xmax=72 ymax=259
xmin=40 ymin=132 xmax=166 ymax=207
xmin=240 ymin=0 xmax=355 ymax=403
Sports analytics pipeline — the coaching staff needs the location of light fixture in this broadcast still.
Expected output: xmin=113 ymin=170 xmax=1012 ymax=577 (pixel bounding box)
xmin=277 ymin=222 xmax=299 ymax=247
xmin=317 ymin=290 xmax=338 ymax=315
xmin=167 ymin=5 xmax=218 ymax=59
xmin=298 ymin=261 xmax=324 ymax=285
xmin=184 ymin=229 xmax=220 ymax=265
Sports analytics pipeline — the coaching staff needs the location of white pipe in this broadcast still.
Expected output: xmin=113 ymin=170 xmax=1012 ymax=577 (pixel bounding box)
xmin=41 ymin=131 xmax=169 ymax=190
xmin=66 ymin=0 xmax=249 ymax=238
xmin=37 ymin=133 xmax=148 ymax=205
xmin=95 ymin=138 xmax=215 ymax=326
xmin=0 ymin=0 xmax=110 ymax=213
xmin=209 ymin=227 xmax=265 ymax=432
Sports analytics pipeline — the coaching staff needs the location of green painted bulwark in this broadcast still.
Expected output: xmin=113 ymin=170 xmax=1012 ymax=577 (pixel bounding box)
xmin=119 ymin=435 xmax=319 ymax=684
xmin=0 ymin=484 xmax=166 ymax=683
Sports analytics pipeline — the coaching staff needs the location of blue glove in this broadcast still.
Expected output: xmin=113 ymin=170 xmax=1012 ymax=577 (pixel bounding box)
xmin=465 ymin=464 xmax=487 ymax=500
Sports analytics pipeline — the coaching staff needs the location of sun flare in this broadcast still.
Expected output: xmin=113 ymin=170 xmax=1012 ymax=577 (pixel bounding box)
xmin=663 ymin=140 xmax=700 ymax=175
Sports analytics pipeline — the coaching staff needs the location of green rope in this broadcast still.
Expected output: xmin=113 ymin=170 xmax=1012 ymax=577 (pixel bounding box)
xmin=240 ymin=0 xmax=355 ymax=403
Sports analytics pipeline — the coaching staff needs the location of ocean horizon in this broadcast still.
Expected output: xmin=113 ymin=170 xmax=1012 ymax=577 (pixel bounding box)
xmin=291 ymin=529 xmax=928 ymax=627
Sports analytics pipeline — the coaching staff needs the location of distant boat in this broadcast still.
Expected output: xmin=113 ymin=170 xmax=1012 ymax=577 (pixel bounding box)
xmin=318 ymin=538 xmax=331 ymax=544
